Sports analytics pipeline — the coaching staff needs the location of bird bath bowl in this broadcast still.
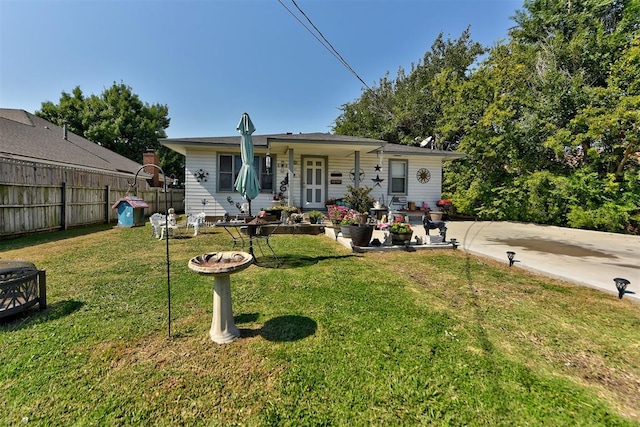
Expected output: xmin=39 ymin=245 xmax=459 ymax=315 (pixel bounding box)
xmin=188 ymin=251 xmax=253 ymax=344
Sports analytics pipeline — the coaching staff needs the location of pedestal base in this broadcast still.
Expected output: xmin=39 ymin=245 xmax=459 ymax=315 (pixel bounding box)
xmin=210 ymin=275 xmax=240 ymax=344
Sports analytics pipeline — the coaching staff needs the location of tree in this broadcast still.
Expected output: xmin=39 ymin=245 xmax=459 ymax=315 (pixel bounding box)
xmin=333 ymin=0 xmax=640 ymax=232
xmin=333 ymin=29 xmax=484 ymax=147
xmin=36 ymin=82 xmax=183 ymax=179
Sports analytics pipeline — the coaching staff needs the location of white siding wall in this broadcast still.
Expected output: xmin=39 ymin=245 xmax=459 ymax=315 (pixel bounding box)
xmin=185 ymin=148 xmax=275 ymax=216
xmin=325 ymin=153 xmax=443 ymax=209
xmin=184 ymin=147 xmax=446 ymax=216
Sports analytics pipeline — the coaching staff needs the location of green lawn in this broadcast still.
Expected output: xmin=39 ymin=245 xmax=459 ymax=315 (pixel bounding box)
xmin=1 ymin=224 xmax=639 ymax=426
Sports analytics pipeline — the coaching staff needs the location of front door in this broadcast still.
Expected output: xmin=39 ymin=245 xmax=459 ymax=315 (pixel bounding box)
xmin=302 ymin=157 xmax=325 ymax=209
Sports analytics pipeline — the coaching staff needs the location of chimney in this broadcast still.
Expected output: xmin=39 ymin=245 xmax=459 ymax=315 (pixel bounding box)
xmin=143 ymin=150 xmax=161 ymax=187
xmin=63 ymin=123 xmax=68 ymax=140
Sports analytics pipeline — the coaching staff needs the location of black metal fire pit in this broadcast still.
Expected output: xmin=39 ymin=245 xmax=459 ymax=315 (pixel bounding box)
xmin=0 ymin=261 xmax=46 ymax=319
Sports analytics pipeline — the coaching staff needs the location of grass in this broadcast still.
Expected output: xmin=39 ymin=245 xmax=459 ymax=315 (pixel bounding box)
xmin=1 ymin=223 xmax=639 ymax=426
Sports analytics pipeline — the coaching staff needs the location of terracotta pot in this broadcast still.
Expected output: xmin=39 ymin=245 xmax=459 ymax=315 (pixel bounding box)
xmin=391 ymin=230 xmax=413 ymax=245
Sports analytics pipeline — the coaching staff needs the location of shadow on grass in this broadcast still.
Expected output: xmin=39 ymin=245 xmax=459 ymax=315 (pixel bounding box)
xmin=256 ymin=253 xmax=357 ymax=269
xmin=0 ymin=299 xmax=84 ymax=331
xmin=238 ymin=314 xmax=317 ymax=342
xmin=1 ymin=223 xmax=114 ymax=251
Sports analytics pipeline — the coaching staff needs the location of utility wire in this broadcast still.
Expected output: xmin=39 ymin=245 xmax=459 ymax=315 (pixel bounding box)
xmin=277 ymin=0 xmax=371 ymax=90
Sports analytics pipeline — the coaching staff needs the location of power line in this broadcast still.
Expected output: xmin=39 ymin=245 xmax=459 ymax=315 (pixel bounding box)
xmin=276 ymin=0 xmax=371 ymax=90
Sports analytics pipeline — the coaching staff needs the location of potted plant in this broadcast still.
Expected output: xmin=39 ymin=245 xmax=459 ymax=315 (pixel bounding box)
xmin=343 ymin=185 xmax=375 ymax=222
xmin=339 ymin=209 xmax=359 ymax=238
xmin=342 ymin=186 xmax=376 ymax=246
xmin=307 ymin=210 xmax=323 ymax=224
xmin=379 ymin=217 xmax=413 ymax=245
xmin=290 ymin=213 xmax=304 ymax=224
xmin=327 ymin=204 xmax=348 ymax=226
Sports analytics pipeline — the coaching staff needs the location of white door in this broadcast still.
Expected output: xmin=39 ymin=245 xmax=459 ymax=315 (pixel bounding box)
xmin=303 ymin=157 xmax=325 ymax=209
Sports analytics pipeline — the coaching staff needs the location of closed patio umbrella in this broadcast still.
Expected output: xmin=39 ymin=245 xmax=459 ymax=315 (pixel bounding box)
xmin=234 ymin=112 xmax=261 ymax=217
xmin=234 ymin=112 xmax=261 ymax=261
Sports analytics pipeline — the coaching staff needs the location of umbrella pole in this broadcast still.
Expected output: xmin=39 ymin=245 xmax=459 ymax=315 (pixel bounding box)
xmin=248 ymin=200 xmax=256 ymax=260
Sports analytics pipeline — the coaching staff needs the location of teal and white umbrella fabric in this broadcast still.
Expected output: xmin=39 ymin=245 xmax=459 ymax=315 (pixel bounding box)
xmin=234 ymin=112 xmax=261 ymax=215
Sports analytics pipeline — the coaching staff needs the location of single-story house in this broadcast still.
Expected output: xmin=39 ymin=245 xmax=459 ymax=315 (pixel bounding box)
xmin=161 ymin=132 xmax=465 ymax=217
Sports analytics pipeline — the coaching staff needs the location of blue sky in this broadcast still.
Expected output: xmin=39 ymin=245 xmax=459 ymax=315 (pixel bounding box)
xmin=1 ymin=0 xmax=522 ymax=138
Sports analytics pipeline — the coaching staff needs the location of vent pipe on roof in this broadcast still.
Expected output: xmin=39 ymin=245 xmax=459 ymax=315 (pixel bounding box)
xmin=63 ymin=123 xmax=68 ymax=140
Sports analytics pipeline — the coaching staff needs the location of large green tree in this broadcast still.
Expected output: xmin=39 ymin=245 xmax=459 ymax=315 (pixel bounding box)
xmin=332 ymin=0 xmax=640 ymax=233
xmin=334 ymin=28 xmax=485 ymax=148
xmin=37 ymin=82 xmax=183 ymax=180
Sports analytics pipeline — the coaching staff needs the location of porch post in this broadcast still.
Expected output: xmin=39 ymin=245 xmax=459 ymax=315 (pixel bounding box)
xmin=288 ymin=149 xmax=294 ymax=207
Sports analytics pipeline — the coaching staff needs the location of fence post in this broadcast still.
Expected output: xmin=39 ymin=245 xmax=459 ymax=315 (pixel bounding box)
xmin=61 ymin=182 xmax=68 ymax=230
xmin=105 ymin=185 xmax=111 ymax=223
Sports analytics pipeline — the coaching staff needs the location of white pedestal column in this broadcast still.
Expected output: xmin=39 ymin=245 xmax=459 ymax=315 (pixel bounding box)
xmin=210 ymin=274 xmax=240 ymax=344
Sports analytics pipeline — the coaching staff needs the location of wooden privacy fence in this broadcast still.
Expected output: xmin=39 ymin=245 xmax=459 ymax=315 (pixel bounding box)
xmin=0 ymin=182 xmax=184 ymax=239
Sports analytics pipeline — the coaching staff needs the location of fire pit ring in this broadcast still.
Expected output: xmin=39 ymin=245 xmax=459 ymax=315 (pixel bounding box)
xmin=0 ymin=261 xmax=47 ymax=319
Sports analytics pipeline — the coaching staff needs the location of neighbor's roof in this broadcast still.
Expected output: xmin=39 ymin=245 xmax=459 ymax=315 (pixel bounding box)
xmin=0 ymin=109 xmax=146 ymax=176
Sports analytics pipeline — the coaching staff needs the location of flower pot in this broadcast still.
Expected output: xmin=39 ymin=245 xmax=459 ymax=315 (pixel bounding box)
xmin=391 ymin=230 xmax=413 ymax=245
xmin=349 ymin=224 xmax=374 ymax=247
xmin=429 ymin=211 xmax=443 ymax=221
xmin=340 ymin=225 xmax=352 ymax=238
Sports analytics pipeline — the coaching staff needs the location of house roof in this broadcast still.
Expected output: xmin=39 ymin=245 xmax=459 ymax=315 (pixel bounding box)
xmin=0 ymin=109 xmax=148 ymax=176
xmin=161 ymin=132 xmax=465 ymax=159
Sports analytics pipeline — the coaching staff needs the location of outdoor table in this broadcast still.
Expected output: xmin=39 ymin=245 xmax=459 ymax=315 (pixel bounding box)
xmin=214 ymin=220 xmax=248 ymax=248
xmin=214 ymin=220 xmax=282 ymax=266
xmin=369 ymin=207 xmax=389 ymax=221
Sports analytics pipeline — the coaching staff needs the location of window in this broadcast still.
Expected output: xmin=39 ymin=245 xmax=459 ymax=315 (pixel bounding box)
xmin=218 ymin=154 xmax=273 ymax=192
xmin=388 ymin=160 xmax=407 ymax=194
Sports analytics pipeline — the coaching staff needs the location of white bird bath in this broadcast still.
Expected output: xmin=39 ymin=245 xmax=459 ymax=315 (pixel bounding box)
xmin=188 ymin=251 xmax=253 ymax=344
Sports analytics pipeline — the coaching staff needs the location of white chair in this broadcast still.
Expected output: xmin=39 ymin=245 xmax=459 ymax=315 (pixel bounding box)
xmin=149 ymin=213 xmax=165 ymax=238
xmin=185 ymin=212 xmax=206 ymax=236
xmin=159 ymin=210 xmax=181 ymax=240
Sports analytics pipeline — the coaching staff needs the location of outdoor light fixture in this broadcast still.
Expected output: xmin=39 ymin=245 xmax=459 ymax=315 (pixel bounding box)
xmin=506 ymin=251 xmax=516 ymax=267
xmin=450 ymin=238 xmax=458 ymax=249
xmin=613 ymin=277 xmax=630 ymax=299
xmin=265 ymin=150 xmax=272 ymax=174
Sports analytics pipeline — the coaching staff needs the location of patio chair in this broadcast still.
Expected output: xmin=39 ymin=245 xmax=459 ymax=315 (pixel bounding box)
xmin=185 ymin=212 xmax=206 ymax=236
xmin=149 ymin=213 xmax=165 ymax=238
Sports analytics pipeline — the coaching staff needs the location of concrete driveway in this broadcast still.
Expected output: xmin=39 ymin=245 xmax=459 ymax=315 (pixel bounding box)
xmin=445 ymin=221 xmax=640 ymax=302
